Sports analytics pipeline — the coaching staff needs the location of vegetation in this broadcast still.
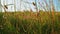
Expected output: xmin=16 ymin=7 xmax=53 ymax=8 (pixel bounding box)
xmin=0 ymin=11 xmax=60 ymax=34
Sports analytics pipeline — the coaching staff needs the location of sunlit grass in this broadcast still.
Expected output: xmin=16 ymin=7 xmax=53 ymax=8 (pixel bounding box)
xmin=0 ymin=11 xmax=60 ymax=34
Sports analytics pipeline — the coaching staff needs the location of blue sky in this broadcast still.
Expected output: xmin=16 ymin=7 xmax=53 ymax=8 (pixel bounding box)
xmin=53 ymin=0 xmax=60 ymax=11
xmin=0 ymin=0 xmax=60 ymax=12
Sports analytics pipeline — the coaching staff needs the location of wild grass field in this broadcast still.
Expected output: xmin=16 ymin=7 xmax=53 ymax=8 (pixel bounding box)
xmin=0 ymin=11 xmax=60 ymax=34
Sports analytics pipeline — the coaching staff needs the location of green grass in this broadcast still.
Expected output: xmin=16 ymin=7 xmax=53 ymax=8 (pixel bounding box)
xmin=0 ymin=11 xmax=60 ymax=34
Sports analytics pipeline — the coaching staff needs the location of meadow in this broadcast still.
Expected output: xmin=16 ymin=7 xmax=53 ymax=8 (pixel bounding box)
xmin=0 ymin=11 xmax=60 ymax=34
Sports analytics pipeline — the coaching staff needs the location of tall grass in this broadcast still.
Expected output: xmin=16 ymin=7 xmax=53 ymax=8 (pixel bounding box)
xmin=0 ymin=11 xmax=60 ymax=34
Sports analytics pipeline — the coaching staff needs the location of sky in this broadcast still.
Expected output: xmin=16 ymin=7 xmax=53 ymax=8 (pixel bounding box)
xmin=0 ymin=0 xmax=60 ymax=12
xmin=53 ymin=0 xmax=60 ymax=11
